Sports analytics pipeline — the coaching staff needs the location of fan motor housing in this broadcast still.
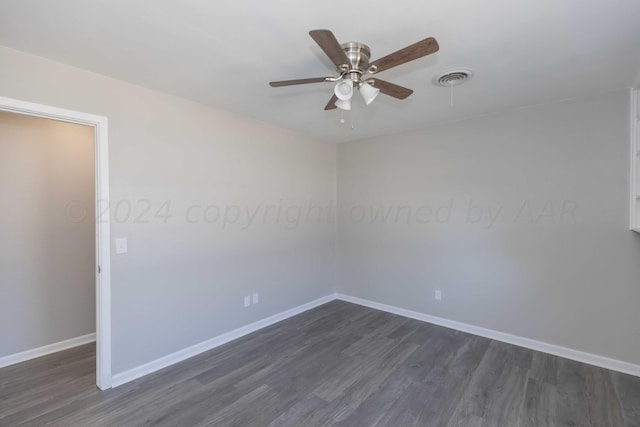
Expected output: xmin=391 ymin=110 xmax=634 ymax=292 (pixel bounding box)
xmin=341 ymin=42 xmax=371 ymax=72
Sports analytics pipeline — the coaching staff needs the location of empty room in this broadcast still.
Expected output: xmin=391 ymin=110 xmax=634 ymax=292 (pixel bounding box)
xmin=0 ymin=1 xmax=639 ymax=426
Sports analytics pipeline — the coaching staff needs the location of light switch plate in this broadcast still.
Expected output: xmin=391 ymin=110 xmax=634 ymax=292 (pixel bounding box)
xmin=115 ymin=238 xmax=128 ymax=254
xmin=252 ymin=292 xmax=259 ymax=304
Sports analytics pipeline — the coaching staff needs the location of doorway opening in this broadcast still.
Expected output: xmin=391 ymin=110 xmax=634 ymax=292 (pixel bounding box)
xmin=0 ymin=97 xmax=111 ymax=390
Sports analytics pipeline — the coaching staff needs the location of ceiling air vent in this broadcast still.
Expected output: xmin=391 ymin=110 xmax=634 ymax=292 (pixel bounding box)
xmin=433 ymin=68 xmax=474 ymax=87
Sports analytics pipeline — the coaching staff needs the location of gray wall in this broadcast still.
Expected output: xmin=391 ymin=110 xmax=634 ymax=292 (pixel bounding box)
xmin=0 ymin=111 xmax=95 ymax=357
xmin=2 ymin=45 xmax=637 ymax=374
xmin=338 ymin=90 xmax=640 ymax=366
xmin=0 ymin=47 xmax=337 ymax=374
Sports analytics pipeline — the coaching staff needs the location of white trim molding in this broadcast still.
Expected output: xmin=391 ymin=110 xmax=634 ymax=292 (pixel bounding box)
xmin=110 ymin=292 xmax=640 ymax=388
xmin=631 ymin=88 xmax=639 ymax=232
xmin=111 ymin=295 xmax=335 ymax=387
xmin=0 ymin=333 xmax=96 ymax=369
xmin=0 ymin=97 xmax=111 ymax=389
xmin=336 ymin=293 xmax=640 ymax=378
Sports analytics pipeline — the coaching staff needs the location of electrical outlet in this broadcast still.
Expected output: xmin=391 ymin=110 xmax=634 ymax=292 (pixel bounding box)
xmin=252 ymin=292 xmax=259 ymax=305
xmin=244 ymin=295 xmax=251 ymax=307
xmin=435 ymin=289 xmax=442 ymax=301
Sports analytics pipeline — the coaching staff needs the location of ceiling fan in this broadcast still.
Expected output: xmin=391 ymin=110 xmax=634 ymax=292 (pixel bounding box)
xmin=269 ymin=29 xmax=439 ymax=111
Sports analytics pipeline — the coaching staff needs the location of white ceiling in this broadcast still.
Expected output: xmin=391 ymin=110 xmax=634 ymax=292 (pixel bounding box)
xmin=1 ymin=0 xmax=639 ymax=143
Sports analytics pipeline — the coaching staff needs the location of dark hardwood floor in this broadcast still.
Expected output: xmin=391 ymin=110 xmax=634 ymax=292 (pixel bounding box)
xmin=1 ymin=300 xmax=639 ymax=426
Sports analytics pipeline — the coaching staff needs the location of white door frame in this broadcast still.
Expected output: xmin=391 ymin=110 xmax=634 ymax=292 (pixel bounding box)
xmin=0 ymin=96 xmax=112 ymax=390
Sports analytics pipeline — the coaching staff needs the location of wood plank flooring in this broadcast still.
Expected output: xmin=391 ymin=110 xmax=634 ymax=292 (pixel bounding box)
xmin=1 ymin=300 xmax=639 ymax=426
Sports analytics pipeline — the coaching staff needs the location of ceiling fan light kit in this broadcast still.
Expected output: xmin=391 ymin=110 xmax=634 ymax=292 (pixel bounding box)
xmin=333 ymin=79 xmax=354 ymax=111
xmin=269 ymin=29 xmax=440 ymax=112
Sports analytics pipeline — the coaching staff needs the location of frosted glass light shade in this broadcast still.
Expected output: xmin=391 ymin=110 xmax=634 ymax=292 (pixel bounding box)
xmin=359 ymin=82 xmax=380 ymax=105
xmin=335 ymin=98 xmax=351 ymax=111
xmin=334 ymin=80 xmax=354 ymax=100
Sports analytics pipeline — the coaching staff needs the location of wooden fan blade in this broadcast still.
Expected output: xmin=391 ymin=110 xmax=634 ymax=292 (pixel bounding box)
xmin=369 ymin=79 xmax=414 ymax=99
xmin=269 ymin=77 xmax=329 ymax=87
xmin=369 ymin=37 xmax=439 ymax=73
xmin=324 ymin=94 xmax=338 ymax=110
xmin=309 ymin=29 xmax=350 ymax=69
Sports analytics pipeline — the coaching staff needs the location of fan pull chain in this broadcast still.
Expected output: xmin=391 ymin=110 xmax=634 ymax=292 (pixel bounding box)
xmin=339 ymin=111 xmax=355 ymax=129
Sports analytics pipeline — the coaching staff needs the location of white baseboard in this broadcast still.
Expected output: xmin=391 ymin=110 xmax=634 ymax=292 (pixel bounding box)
xmin=110 ymin=291 xmax=640 ymax=388
xmin=0 ymin=333 xmax=96 ymax=369
xmin=336 ymin=293 xmax=640 ymax=378
xmin=111 ymin=294 xmax=335 ymax=387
